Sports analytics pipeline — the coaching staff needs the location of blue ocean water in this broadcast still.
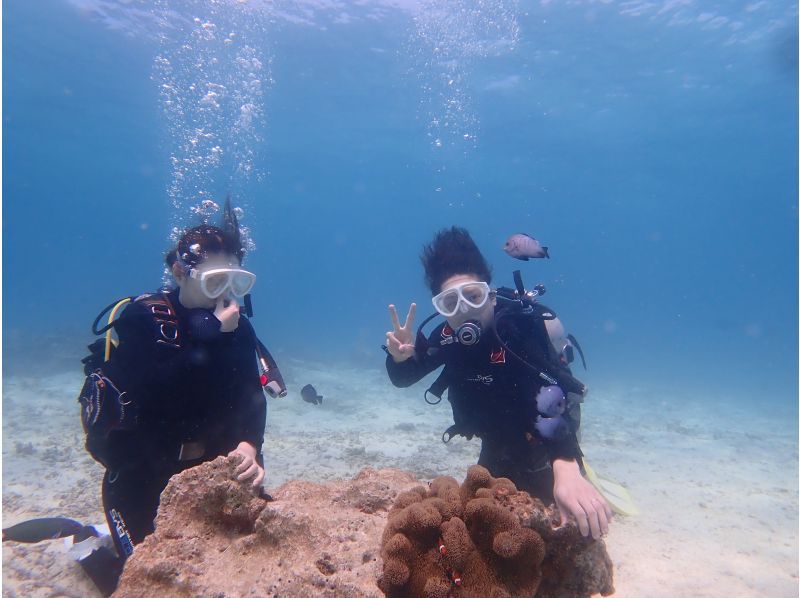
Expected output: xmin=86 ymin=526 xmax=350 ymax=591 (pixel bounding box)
xmin=3 ymin=0 xmax=798 ymax=415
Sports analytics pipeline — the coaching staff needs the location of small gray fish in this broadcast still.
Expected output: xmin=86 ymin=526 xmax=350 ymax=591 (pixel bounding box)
xmin=535 ymin=385 xmax=566 ymax=417
xmin=300 ymin=384 xmax=323 ymax=405
xmin=503 ymin=233 xmax=549 ymax=260
xmin=2 ymin=517 xmax=86 ymax=543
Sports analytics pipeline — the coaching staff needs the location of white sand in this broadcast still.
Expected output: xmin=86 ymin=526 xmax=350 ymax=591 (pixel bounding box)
xmin=3 ymin=364 xmax=798 ymax=597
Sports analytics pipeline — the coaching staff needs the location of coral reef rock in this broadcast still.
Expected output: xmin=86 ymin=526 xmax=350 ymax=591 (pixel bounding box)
xmin=114 ymin=458 xmax=613 ymax=597
xmin=378 ymin=464 xmax=614 ymax=598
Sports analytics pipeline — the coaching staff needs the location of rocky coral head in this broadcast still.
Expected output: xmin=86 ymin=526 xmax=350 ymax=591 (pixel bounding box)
xmin=156 ymin=456 xmax=267 ymax=538
xmin=115 ymin=461 xmax=424 ymax=598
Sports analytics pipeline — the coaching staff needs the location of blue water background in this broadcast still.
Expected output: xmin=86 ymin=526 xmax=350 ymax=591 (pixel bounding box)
xmin=3 ymin=0 xmax=798 ymax=412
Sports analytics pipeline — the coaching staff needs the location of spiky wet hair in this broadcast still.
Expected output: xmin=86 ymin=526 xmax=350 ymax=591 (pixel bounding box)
xmin=165 ymin=224 xmax=244 ymax=268
xmin=166 ymin=197 xmax=245 ymax=268
xmin=421 ymin=226 xmax=492 ymax=294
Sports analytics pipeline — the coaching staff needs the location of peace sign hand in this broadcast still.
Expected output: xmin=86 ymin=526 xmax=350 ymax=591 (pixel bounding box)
xmin=386 ymin=303 xmax=417 ymax=363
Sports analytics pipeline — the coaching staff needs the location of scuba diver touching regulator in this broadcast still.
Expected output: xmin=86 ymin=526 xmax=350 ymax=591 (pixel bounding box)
xmin=1 ymin=199 xmax=287 ymax=596
xmin=384 ymin=226 xmax=613 ymax=540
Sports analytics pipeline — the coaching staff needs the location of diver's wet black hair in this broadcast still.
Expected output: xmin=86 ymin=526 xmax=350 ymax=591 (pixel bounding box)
xmin=421 ymin=226 xmax=492 ymax=294
xmin=166 ymin=198 xmax=245 ymax=268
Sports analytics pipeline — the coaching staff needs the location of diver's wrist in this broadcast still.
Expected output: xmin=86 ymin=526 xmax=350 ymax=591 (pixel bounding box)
xmin=391 ymin=352 xmax=414 ymax=363
xmin=552 ymin=458 xmax=579 ymax=480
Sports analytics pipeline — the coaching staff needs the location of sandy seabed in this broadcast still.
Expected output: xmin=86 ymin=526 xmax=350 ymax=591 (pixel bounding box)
xmin=2 ymin=361 xmax=798 ymax=597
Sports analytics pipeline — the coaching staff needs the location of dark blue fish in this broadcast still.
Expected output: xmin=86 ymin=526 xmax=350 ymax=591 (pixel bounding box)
xmin=300 ymin=384 xmax=323 ymax=405
xmin=2 ymin=517 xmax=90 ymax=543
xmin=535 ymin=385 xmax=566 ymax=417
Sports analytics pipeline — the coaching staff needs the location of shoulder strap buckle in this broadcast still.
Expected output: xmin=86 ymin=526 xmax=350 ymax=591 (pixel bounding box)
xmin=149 ymin=303 xmax=172 ymax=317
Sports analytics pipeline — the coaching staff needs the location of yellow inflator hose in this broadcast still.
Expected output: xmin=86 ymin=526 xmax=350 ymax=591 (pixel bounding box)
xmin=104 ymin=298 xmax=132 ymax=361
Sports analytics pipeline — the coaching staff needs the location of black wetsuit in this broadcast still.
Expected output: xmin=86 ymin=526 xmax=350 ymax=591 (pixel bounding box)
xmin=98 ymin=290 xmax=265 ymax=563
xmin=386 ymin=309 xmax=582 ymax=503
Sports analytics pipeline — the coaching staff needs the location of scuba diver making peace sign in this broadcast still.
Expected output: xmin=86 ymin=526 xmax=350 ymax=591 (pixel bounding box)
xmin=386 ymin=302 xmax=417 ymax=361
xmin=384 ymin=226 xmax=612 ymax=540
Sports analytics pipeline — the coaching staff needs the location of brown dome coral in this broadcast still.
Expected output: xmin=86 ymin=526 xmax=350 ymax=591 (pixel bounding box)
xmin=378 ymin=465 xmax=547 ymax=597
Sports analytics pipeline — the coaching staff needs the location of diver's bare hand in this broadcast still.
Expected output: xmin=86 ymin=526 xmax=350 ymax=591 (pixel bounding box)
xmin=214 ymin=295 xmax=240 ymax=332
xmin=552 ymin=458 xmax=612 ymax=540
xmin=228 ymin=441 xmax=265 ymax=488
xmin=386 ymin=303 xmax=417 ymax=363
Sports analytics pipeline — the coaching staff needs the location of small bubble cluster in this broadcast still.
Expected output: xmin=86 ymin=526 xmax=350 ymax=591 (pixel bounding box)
xmin=409 ymin=0 xmax=520 ymax=152
xmin=190 ymin=199 xmax=220 ymax=217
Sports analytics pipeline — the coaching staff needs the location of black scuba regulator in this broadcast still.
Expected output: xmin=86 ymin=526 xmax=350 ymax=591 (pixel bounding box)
xmin=454 ymin=321 xmax=481 ymax=346
xmin=414 ymin=314 xmax=483 ymax=356
xmin=441 ymin=320 xmax=482 ymax=346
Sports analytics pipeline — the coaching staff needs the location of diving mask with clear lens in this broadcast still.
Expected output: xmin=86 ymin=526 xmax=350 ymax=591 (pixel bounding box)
xmin=431 ymin=281 xmax=492 ymax=318
xmin=189 ymin=267 xmax=257 ymax=299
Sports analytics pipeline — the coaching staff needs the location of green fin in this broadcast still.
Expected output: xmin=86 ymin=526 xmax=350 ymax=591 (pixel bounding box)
xmin=583 ymin=460 xmax=639 ymax=517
